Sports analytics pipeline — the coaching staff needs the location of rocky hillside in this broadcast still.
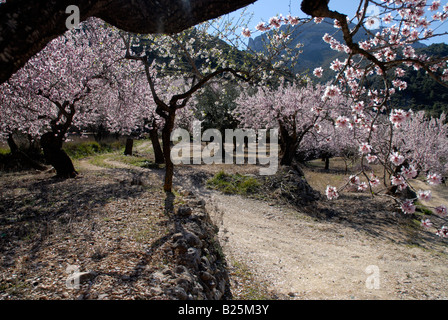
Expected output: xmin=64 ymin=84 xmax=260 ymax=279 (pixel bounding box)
xmin=247 ymin=19 xmax=448 ymax=115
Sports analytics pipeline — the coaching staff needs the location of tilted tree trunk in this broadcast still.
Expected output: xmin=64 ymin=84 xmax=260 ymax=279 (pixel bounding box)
xmin=149 ymin=127 xmax=165 ymax=164
xmin=40 ymin=104 xmax=78 ymax=178
xmin=0 ymin=0 xmax=256 ymax=84
xmin=40 ymin=131 xmax=78 ymax=178
xmin=161 ymin=111 xmax=177 ymax=193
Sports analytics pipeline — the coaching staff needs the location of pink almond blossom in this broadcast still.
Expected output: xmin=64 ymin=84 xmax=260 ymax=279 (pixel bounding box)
xmin=436 ymin=226 xmax=448 ymax=238
xmin=389 ymin=151 xmax=405 ymax=166
xmin=421 ymin=219 xmax=433 ymax=228
xmin=313 ymin=67 xmax=323 ymax=78
xmin=435 ymin=205 xmax=448 ymax=217
xmin=401 ymin=200 xmax=416 ymax=214
xmin=427 ymin=172 xmax=442 ymax=185
xmin=241 ymin=28 xmax=251 ymax=38
xmin=401 ymin=165 xmax=418 ymax=179
xmin=359 ymin=142 xmax=372 ymax=154
xmin=417 ymin=190 xmax=432 ymax=201
xmin=326 ymin=185 xmax=339 ymax=200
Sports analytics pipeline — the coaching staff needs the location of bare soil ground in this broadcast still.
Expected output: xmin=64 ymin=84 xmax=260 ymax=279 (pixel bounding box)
xmin=1 ymin=148 xmax=448 ymax=300
xmin=0 ymin=163 xmax=173 ymax=300
xmin=204 ymin=190 xmax=448 ymax=299
xmin=176 ymin=163 xmax=448 ymax=300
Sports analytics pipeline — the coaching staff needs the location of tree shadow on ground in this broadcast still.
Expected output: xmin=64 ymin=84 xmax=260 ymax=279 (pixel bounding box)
xmin=174 ymin=164 xmax=447 ymax=250
xmin=0 ymin=169 xmax=153 ymax=262
xmin=0 ymin=166 xmax=182 ymax=299
xmin=301 ymin=192 xmax=448 ymax=250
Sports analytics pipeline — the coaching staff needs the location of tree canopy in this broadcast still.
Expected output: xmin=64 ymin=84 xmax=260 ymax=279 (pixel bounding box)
xmin=0 ymin=0 xmax=258 ymax=84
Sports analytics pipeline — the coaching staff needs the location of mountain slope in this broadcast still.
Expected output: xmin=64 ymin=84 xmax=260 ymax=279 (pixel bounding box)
xmin=247 ymin=19 xmax=448 ymax=115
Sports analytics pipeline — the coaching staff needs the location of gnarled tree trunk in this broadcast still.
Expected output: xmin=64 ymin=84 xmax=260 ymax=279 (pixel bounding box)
xmin=279 ymin=123 xmax=299 ymax=166
xmin=39 ymin=103 xmax=78 ymax=178
xmin=40 ymin=131 xmax=77 ymax=178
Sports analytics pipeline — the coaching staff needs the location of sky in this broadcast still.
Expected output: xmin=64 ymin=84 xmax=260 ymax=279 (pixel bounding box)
xmin=227 ymin=0 xmax=448 ymax=44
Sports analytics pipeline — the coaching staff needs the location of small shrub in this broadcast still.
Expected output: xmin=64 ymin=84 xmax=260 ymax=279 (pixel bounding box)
xmin=0 ymin=147 xmax=10 ymax=155
xmin=206 ymin=171 xmax=260 ymax=195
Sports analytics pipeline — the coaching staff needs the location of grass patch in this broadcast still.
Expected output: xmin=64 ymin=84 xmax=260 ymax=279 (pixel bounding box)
xmin=415 ymin=200 xmax=434 ymax=216
xmin=302 ymin=169 xmax=346 ymax=194
xmin=86 ymin=153 xmax=153 ymax=169
xmin=64 ymin=140 xmax=124 ymax=159
xmin=229 ymin=260 xmax=275 ymax=300
xmin=206 ymin=171 xmax=260 ymax=195
xmin=141 ymin=160 xmax=165 ymax=170
xmin=0 ymin=146 xmax=10 ymax=155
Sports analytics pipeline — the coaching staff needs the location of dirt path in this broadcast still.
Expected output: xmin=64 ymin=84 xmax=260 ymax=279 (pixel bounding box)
xmin=78 ymin=157 xmax=448 ymax=300
xmin=204 ymin=191 xmax=448 ymax=299
xmin=174 ymin=168 xmax=448 ymax=300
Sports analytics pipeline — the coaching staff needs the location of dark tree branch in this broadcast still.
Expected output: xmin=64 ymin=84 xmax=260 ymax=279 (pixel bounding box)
xmin=169 ymin=67 xmax=250 ymax=107
xmin=0 ymin=0 xmax=256 ymax=84
xmin=300 ymin=0 xmax=387 ymax=73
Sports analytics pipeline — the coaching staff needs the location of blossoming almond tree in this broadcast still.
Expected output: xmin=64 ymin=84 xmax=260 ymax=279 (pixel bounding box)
xmin=120 ymin=30 xmax=245 ymax=195
xmin=241 ymin=0 xmax=448 ymax=237
xmin=312 ymin=0 xmax=448 ymax=237
xmin=0 ymin=18 xmax=139 ymax=177
xmin=234 ymin=81 xmax=352 ymax=166
xmin=120 ymin=13 xmax=310 ymax=196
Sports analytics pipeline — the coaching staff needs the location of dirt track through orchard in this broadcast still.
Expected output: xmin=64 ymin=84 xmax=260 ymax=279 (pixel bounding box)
xmin=77 ymin=155 xmax=448 ymax=300
xmin=203 ymin=190 xmax=448 ymax=299
xmin=173 ymin=168 xmax=448 ymax=300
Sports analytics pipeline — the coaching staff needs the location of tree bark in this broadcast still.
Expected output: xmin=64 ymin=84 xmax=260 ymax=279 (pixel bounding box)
xmin=149 ymin=128 xmax=165 ymax=164
xmin=40 ymin=131 xmax=78 ymax=178
xmin=300 ymin=0 xmax=331 ymax=16
xmin=39 ymin=104 xmax=78 ymax=178
xmin=124 ymin=138 xmax=134 ymax=156
xmin=322 ymin=152 xmax=330 ymax=171
xmin=279 ymin=124 xmax=299 ymax=166
xmin=161 ymin=111 xmax=176 ymax=193
xmin=0 ymin=0 xmax=256 ymax=84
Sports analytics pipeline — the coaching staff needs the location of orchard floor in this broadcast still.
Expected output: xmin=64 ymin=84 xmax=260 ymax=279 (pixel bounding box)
xmin=177 ymin=163 xmax=448 ymax=300
xmin=0 ymin=163 xmax=171 ymax=300
xmin=1 ymin=148 xmax=448 ymax=300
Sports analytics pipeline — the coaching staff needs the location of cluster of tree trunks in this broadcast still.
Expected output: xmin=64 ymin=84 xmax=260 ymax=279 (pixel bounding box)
xmin=0 ymin=0 xmax=331 ymax=193
xmin=5 ymin=132 xmax=47 ymax=171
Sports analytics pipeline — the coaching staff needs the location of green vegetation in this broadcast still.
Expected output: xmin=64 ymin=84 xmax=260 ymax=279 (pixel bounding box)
xmin=0 ymin=146 xmax=10 ymax=155
xmin=64 ymin=140 xmax=124 ymax=159
xmin=86 ymin=153 xmax=148 ymax=168
xmin=415 ymin=200 xmax=434 ymax=216
xmin=206 ymin=171 xmax=260 ymax=195
xmin=392 ymin=44 xmax=448 ymax=116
